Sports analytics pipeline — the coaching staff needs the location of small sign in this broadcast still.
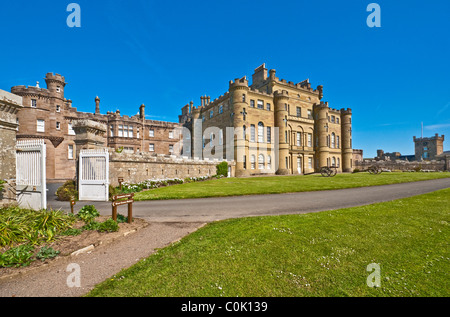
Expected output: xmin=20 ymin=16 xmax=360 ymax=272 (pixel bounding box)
xmin=112 ymin=199 xmax=134 ymax=207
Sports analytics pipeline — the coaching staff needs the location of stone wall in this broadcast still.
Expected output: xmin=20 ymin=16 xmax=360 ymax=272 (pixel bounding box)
xmin=108 ymin=151 xmax=235 ymax=187
xmin=354 ymin=159 xmax=447 ymax=172
xmin=0 ymin=89 xmax=23 ymax=206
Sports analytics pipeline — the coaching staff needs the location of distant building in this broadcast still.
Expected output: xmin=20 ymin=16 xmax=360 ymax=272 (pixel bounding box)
xmin=413 ymin=134 xmax=445 ymax=161
xmin=375 ymin=149 xmax=415 ymax=161
xmin=352 ymin=149 xmax=363 ymax=163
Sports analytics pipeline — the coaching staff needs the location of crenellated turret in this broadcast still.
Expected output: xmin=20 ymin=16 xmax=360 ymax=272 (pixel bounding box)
xmin=229 ymin=76 xmax=249 ymax=176
xmin=274 ymin=90 xmax=290 ymax=175
xmin=340 ymin=108 xmax=353 ymax=172
xmin=315 ymin=101 xmax=330 ymax=169
xmin=44 ymin=73 xmax=66 ymax=100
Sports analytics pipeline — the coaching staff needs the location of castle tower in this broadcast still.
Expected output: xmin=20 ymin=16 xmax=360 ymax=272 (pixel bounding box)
xmin=229 ymin=77 xmax=250 ymax=177
xmin=274 ymin=90 xmax=290 ymax=175
xmin=413 ymin=133 xmax=445 ymax=161
xmin=340 ymin=108 xmax=353 ymax=172
xmin=44 ymin=73 xmax=66 ymax=100
xmin=315 ymin=101 xmax=330 ymax=169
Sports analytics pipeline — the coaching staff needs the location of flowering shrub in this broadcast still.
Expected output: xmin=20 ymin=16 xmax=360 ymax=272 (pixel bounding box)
xmin=119 ymin=176 xmax=213 ymax=194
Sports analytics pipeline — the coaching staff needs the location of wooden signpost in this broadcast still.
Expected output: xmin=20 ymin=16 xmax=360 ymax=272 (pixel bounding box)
xmin=70 ymin=199 xmax=76 ymax=214
xmin=111 ymin=193 xmax=134 ymax=224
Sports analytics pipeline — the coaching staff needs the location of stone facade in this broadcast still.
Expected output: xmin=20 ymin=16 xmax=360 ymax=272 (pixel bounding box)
xmin=108 ymin=151 xmax=235 ymax=187
xmin=0 ymin=89 xmax=23 ymax=205
xmin=10 ymin=73 xmax=183 ymax=182
xmin=413 ymin=134 xmax=445 ymax=161
xmin=179 ymin=64 xmax=353 ymax=176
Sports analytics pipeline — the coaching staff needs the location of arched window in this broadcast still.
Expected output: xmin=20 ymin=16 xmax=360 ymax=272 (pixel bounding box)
xmin=258 ymin=122 xmax=264 ymax=143
xmin=337 ymin=157 xmax=340 ymax=168
xmin=332 ymin=157 xmax=336 ymax=167
xmin=251 ymin=155 xmax=256 ymax=170
xmin=258 ymin=154 xmax=265 ymax=170
xmin=267 ymin=155 xmax=272 ymax=170
xmin=331 ymin=133 xmax=336 ymax=149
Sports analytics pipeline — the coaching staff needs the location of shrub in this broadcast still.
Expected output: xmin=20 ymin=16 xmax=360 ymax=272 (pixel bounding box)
xmin=0 ymin=244 xmax=34 ymax=267
xmin=352 ymin=169 xmax=360 ymax=173
xmin=36 ymin=246 xmax=60 ymax=261
xmin=0 ymin=207 xmax=75 ymax=247
xmin=56 ymin=180 xmax=78 ymax=201
xmin=97 ymin=219 xmax=119 ymax=233
xmin=81 ymin=220 xmax=100 ymax=231
xmin=216 ymin=162 xmax=228 ymax=178
xmin=77 ymin=205 xmax=99 ymax=224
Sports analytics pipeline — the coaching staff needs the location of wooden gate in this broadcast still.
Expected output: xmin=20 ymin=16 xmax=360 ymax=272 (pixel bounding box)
xmin=16 ymin=139 xmax=47 ymax=210
xmin=78 ymin=149 xmax=109 ymax=201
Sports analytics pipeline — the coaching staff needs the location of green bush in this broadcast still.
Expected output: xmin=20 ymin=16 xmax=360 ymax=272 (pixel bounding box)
xmin=56 ymin=180 xmax=78 ymax=201
xmin=216 ymin=162 xmax=228 ymax=178
xmin=77 ymin=205 xmax=99 ymax=224
xmin=36 ymin=246 xmax=60 ymax=261
xmin=0 ymin=244 xmax=34 ymax=267
xmin=0 ymin=207 xmax=75 ymax=247
xmin=97 ymin=219 xmax=119 ymax=233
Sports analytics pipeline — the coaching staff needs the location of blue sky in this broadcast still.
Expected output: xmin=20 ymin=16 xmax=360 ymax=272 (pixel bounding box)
xmin=1 ymin=0 xmax=449 ymax=157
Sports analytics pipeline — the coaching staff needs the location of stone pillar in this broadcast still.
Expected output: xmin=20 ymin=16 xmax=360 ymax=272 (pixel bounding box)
xmin=72 ymin=119 xmax=107 ymax=158
xmin=0 ymin=89 xmax=23 ymax=206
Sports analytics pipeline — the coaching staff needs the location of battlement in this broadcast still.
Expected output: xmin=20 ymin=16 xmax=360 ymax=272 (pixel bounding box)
xmin=340 ymin=108 xmax=352 ymax=115
xmin=315 ymin=101 xmax=329 ymax=109
xmin=229 ymin=76 xmax=249 ymax=88
xmin=248 ymin=87 xmax=272 ymax=96
xmin=11 ymin=85 xmax=51 ymax=98
xmin=413 ymin=134 xmax=445 ymax=142
xmin=274 ymin=89 xmax=289 ymax=99
xmin=45 ymin=72 xmax=66 ymax=84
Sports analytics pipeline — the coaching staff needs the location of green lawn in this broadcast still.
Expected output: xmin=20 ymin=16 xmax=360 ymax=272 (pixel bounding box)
xmin=134 ymin=172 xmax=450 ymax=201
xmin=87 ymin=188 xmax=450 ymax=297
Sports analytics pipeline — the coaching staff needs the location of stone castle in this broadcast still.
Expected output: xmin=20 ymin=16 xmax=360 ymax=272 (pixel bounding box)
xmin=10 ymin=73 xmax=182 ymax=182
xmin=179 ymin=64 xmax=353 ymax=177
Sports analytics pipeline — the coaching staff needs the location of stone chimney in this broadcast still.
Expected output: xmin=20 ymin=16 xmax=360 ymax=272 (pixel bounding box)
xmin=95 ymin=96 xmax=100 ymax=114
xmin=139 ymin=104 xmax=145 ymax=119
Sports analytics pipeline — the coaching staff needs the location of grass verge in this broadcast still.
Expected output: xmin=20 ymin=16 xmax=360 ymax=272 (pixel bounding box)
xmin=87 ymin=188 xmax=450 ymax=297
xmin=134 ymin=172 xmax=450 ymax=201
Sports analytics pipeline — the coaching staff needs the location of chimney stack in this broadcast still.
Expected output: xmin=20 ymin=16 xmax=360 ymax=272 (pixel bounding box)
xmin=95 ymin=96 xmax=100 ymax=114
xmin=139 ymin=104 xmax=145 ymax=119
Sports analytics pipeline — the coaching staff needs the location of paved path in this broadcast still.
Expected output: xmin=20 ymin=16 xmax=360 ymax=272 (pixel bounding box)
xmin=1 ymin=178 xmax=449 ymax=297
xmin=49 ymin=178 xmax=450 ymax=222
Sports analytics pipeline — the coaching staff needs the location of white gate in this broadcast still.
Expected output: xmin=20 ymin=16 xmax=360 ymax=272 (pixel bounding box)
xmin=16 ymin=139 xmax=47 ymax=210
xmin=78 ymin=149 xmax=109 ymax=201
